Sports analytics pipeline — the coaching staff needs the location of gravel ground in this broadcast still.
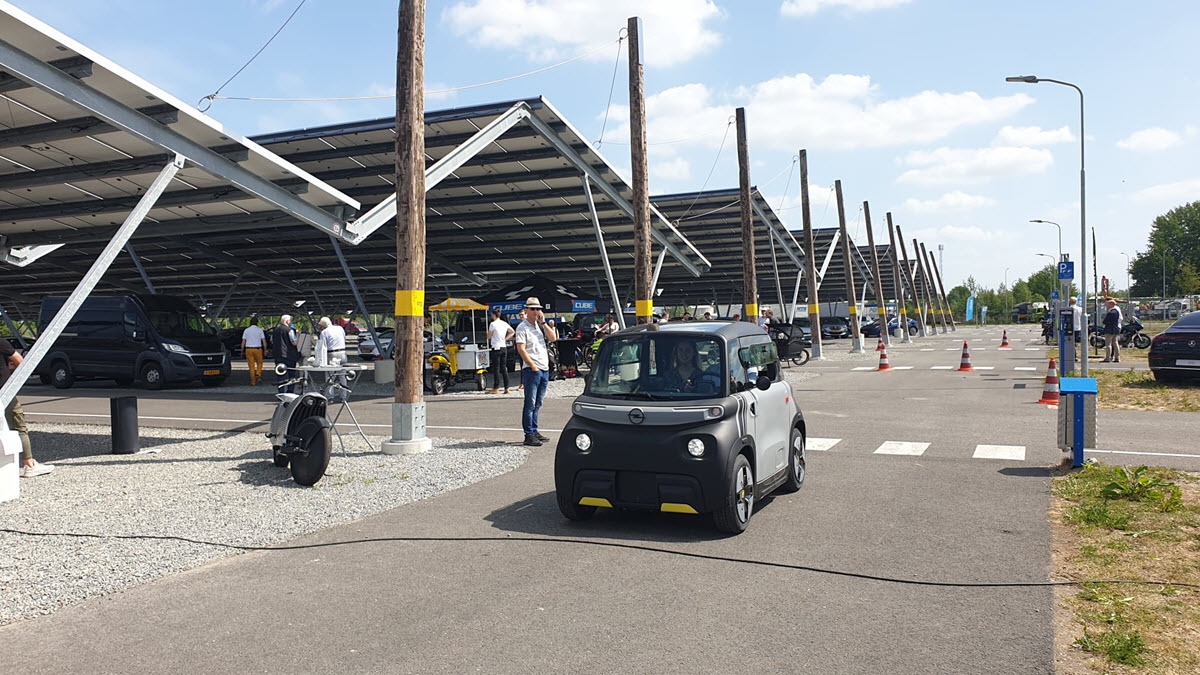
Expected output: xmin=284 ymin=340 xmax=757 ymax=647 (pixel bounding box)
xmin=0 ymin=423 xmax=527 ymax=626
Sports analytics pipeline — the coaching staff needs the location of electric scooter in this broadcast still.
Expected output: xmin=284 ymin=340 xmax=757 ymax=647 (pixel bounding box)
xmin=266 ymin=362 xmax=360 ymax=486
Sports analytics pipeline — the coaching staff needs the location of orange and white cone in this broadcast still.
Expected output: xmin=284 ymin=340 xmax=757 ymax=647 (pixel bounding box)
xmin=957 ymin=341 xmax=974 ymax=372
xmin=1000 ymin=330 xmax=1011 ymax=350
xmin=878 ymin=345 xmax=892 ymax=371
xmin=876 ymin=337 xmax=884 ymax=352
xmin=1038 ymin=358 xmax=1061 ymax=405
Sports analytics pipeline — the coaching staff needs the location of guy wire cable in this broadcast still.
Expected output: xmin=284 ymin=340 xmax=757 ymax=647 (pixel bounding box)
xmin=199 ymin=0 xmax=308 ymax=111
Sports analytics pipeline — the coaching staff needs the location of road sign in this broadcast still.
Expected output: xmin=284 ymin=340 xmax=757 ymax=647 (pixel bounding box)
xmin=1058 ymin=261 xmax=1075 ymax=280
xmin=1051 ymin=290 xmax=1059 ymax=300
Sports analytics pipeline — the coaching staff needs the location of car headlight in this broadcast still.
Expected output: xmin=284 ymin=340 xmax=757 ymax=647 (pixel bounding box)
xmin=687 ymin=438 xmax=705 ymax=457
xmin=163 ymin=343 xmax=187 ymax=353
xmin=575 ymin=433 xmax=592 ymax=452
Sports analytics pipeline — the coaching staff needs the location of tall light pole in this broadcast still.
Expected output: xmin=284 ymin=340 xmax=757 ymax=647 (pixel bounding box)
xmin=1004 ymin=266 xmax=1011 ymax=322
xmin=1030 ymin=219 xmax=1062 ymax=261
xmin=1121 ymin=252 xmax=1131 ymax=301
xmin=1008 ymin=74 xmax=1087 ymax=376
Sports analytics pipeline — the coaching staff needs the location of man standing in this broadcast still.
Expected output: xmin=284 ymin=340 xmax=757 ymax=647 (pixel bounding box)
xmin=1102 ymin=298 xmax=1122 ymax=363
xmin=1068 ymin=297 xmax=1085 ymax=345
xmin=487 ymin=308 xmax=514 ymax=395
xmin=240 ymin=316 xmax=266 ymax=386
xmin=318 ymin=317 xmax=347 ymax=364
xmin=1 ymin=341 xmax=53 ymax=477
xmin=273 ymin=314 xmax=300 ymax=393
xmin=515 ymin=297 xmax=557 ymax=446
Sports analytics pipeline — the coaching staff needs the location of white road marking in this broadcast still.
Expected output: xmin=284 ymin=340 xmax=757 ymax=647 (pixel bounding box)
xmin=989 ymin=339 xmax=1001 ymax=341
xmin=891 ymin=366 xmax=914 ymax=370
xmin=931 ymin=365 xmax=954 ymax=370
xmin=874 ymin=441 xmax=930 ymax=456
xmin=808 ymin=438 xmax=842 ymax=451
xmin=945 ymin=348 xmax=960 ymax=351
xmin=975 ymin=347 xmax=987 ymax=351
xmin=1087 ymin=448 xmax=1200 ymax=460
xmin=852 ymin=366 xmax=876 ymax=371
xmin=974 ymin=366 xmax=995 ymax=370
xmin=973 ymin=444 xmax=1026 ymax=460
xmin=1014 ymin=367 xmax=1038 ymax=371
xmin=1025 ymin=348 xmax=1041 ymax=351
xmin=920 ymin=348 xmax=935 ymax=352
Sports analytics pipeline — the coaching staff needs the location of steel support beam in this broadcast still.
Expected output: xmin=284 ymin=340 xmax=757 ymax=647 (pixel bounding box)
xmin=0 ymin=37 xmax=356 ymax=239
xmin=1 ymin=243 xmax=63 ymax=267
xmin=330 ymin=234 xmax=384 ymax=361
xmin=0 ymin=303 xmax=26 ymax=350
xmin=210 ymin=270 xmax=247 ymax=324
xmin=751 ymin=199 xmax=805 ymax=270
xmin=0 ymin=54 xmax=92 ymax=93
xmin=583 ymin=175 xmax=625 ymax=329
xmin=1 ymin=157 xmax=181 ymax=413
xmin=125 ymin=242 xmax=155 ymax=293
xmin=817 ymin=229 xmax=840 ymax=286
xmin=650 ymin=248 xmax=667 ymax=303
xmin=0 ymin=104 xmax=178 ymax=149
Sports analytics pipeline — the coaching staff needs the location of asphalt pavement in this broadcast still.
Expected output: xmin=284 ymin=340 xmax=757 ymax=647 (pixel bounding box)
xmin=2 ymin=324 xmax=1197 ymax=673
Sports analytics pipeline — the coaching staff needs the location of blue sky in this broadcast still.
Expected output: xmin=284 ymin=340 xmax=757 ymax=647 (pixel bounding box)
xmin=13 ymin=0 xmax=1200 ymax=293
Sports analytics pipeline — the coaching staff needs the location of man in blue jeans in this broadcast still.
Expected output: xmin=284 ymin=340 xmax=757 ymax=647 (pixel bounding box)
xmin=514 ymin=296 xmax=558 ymax=446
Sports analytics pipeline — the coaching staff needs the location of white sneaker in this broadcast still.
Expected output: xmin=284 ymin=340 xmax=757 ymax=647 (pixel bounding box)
xmin=20 ymin=462 xmax=54 ymax=478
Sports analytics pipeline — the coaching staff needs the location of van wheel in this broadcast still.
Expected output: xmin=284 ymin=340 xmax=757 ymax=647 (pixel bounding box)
xmin=51 ymin=361 xmax=74 ymax=389
xmin=713 ymin=454 xmax=754 ymax=534
xmin=141 ymin=363 xmax=165 ymax=390
xmin=781 ymin=428 xmax=806 ymax=493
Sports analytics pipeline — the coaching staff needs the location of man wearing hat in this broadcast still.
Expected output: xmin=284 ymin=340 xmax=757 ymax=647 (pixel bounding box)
xmin=514 ymin=297 xmax=558 ymax=446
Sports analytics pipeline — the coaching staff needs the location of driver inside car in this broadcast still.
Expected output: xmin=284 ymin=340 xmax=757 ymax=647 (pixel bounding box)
xmin=662 ymin=341 xmax=718 ymax=393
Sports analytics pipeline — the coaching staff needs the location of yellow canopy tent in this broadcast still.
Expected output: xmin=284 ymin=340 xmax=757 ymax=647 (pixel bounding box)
xmin=428 ymin=298 xmax=490 ymax=344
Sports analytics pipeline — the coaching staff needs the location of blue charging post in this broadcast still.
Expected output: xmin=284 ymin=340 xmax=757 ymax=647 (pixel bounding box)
xmin=1058 ymin=377 xmax=1097 ymax=468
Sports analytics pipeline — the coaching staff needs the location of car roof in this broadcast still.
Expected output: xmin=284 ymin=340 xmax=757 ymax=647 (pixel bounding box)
xmin=613 ymin=320 xmax=764 ymax=339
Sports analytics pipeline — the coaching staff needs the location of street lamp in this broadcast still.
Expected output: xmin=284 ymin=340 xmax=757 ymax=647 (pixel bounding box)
xmin=1004 ymin=266 xmax=1011 ymax=321
xmin=1007 ymin=74 xmax=1087 ymax=376
xmin=1120 ymin=252 xmax=1131 ymax=301
xmin=1029 ymin=219 xmax=1062 ymax=261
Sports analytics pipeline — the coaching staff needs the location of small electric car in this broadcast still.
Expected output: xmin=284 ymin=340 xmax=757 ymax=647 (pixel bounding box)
xmin=554 ymin=321 xmax=807 ymax=534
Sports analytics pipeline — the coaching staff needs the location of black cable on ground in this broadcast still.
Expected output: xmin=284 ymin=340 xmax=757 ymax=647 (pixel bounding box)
xmin=3 ymin=527 xmax=1196 ymax=591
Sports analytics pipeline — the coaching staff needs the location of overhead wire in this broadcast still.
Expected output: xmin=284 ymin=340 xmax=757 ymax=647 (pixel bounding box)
xmin=675 ymin=115 xmax=735 ymax=223
xmin=198 ymin=0 xmax=308 ymax=111
xmin=593 ymin=29 xmax=627 ymax=150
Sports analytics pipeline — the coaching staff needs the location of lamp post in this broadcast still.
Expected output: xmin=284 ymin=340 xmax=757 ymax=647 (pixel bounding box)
xmin=1004 ymin=266 xmax=1011 ymax=322
xmin=1007 ymin=74 xmax=1087 ymax=376
xmin=1030 ymin=219 xmax=1062 ymax=261
xmin=1121 ymin=252 xmax=1131 ymax=301
xmin=1036 ymin=253 xmax=1057 ymax=338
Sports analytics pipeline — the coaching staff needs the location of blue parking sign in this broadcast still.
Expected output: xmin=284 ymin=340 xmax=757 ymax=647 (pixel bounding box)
xmin=1058 ymin=261 xmax=1074 ymax=280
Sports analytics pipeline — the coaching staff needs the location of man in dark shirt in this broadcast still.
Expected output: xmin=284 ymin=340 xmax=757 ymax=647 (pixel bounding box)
xmin=0 ymin=339 xmax=54 ymax=477
xmin=272 ymin=314 xmax=300 ymax=393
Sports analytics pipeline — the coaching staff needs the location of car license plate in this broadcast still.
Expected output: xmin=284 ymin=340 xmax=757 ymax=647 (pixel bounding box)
xmin=1177 ymin=359 xmax=1200 ymax=367
xmin=204 ymin=369 xmax=221 ymax=376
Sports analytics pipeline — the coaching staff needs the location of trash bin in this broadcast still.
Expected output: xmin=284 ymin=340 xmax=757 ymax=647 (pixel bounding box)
xmin=110 ymin=396 xmax=138 ymax=455
xmin=1057 ymin=377 xmax=1096 ymax=468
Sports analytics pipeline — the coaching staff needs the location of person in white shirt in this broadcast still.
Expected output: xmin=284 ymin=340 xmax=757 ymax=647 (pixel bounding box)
xmin=318 ymin=317 xmax=347 ymax=365
xmin=240 ymin=316 xmax=267 ymax=386
xmin=515 ymin=297 xmax=557 ymax=446
xmin=487 ymin=308 xmax=515 ymax=394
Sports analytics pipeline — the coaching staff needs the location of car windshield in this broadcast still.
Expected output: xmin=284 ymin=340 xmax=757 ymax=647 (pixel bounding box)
xmin=147 ymin=310 xmax=215 ymax=338
xmin=586 ymin=334 xmax=724 ymax=400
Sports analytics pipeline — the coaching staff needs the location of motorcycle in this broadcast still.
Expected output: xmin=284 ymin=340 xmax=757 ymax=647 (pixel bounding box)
xmin=1089 ymin=317 xmax=1151 ymax=350
xmin=266 ymin=362 xmax=361 ymax=486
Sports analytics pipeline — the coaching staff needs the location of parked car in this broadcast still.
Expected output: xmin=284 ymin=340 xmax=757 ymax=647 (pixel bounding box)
xmin=888 ymin=316 xmax=920 ymax=337
xmin=1148 ymin=312 xmax=1200 ymax=383
xmin=333 ymin=318 xmax=364 ymax=335
xmin=358 ymin=328 xmax=444 ymax=360
xmin=861 ymin=317 xmax=886 ymax=338
xmin=35 ymin=294 xmax=230 ymax=389
xmin=821 ymin=316 xmax=850 ymax=339
xmin=554 ymin=321 xmax=807 ymax=534
xmin=790 ymin=316 xmax=812 ymax=340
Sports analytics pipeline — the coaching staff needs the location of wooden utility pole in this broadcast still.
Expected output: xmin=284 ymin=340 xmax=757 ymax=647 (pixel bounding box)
xmin=920 ymin=242 xmax=948 ymax=333
xmin=835 ymin=180 xmax=863 ymax=352
xmin=736 ymin=107 xmax=757 ymax=323
xmin=914 ymin=238 xmax=941 ymax=333
xmin=382 ymin=0 xmax=430 ymax=455
xmin=800 ymin=150 xmax=822 ymax=359
xmin=627 ymin=17 xmax=652 ymax=325
xmin=895 ymin=225 xmax=927 ymax=338
xmin=863 ymin=202 xmax=889 ymax=346
xmin=929 ymin=255 xmax=957 ymax=331
xmin=885 ymin=213 xmax=911 ymax=343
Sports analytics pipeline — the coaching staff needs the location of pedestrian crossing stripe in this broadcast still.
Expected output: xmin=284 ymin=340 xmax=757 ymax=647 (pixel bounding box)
xmin=874 ymin=441 xmax=930 ymax=456
xmin=1014 ymin=367 xmax=1037 ymax=371
xmin=808 ymin=438 xmax=841 ymax=451
xmin=973 ymin=444 xmax=1026 ymax=460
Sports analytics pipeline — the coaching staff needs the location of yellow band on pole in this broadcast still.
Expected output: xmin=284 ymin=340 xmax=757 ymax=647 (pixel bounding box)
xmin=635 ymin=299 xmax=653 ymax=316
xmin=807 ymin=304 xmax=819 ymax=314
xmin=746 ymin=303 xmax=758 ymax=317
xmin=395 ymin=289 xmax=425 ymax=317
xmin=848 ymin=305 xmax=858 ymax=315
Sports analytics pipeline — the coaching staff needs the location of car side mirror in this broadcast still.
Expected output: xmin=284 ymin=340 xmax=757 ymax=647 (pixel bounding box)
xmin=755 ymin=375 xmax=771 ymax=391
xmin=131 ymin=329 xmax=144 ymax=341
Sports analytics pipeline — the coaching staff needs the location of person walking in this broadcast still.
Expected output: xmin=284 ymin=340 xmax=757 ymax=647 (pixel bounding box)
xmin=240 ymin=316 xmax=266 ymax=386
xmin=1 ymin=340 xmax=53 ymax=477
xmin=1102 ymin=298 xmax=1122 ymax=363
xmin=273 ymin=314 xmax=300 ymax=393
xmin=515 ymin=297 xmax=557 ymax=446
xmin=487 ymin=309 xmax=514 ymax=394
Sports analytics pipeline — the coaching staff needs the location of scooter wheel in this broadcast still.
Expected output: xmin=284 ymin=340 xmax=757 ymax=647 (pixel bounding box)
xmin=289 ymin=418 xmax=332 ymax=487
xmin=271 ymin=445 xmax=289 ymax=468
xmin=475 ymin=372 xmax=485 ymax=391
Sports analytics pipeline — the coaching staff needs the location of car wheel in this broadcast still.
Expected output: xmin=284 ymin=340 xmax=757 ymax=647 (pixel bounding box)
xmin=1134 ymin=334 xmax=1152 ymax=349
xmin=51 ymin=361 xmax=74 ymax=389
xmin=556 ymin=489 xmax=597 ymax=522
xmin=141 ymin=363 xmax=165 ymax=390
xmin=713 ymin=453 xmax=754 ymax=534
xmin=271 ymin=445 xmax=289 ymax=468
xmin=781 ymin=428 xmax=806 ymax=493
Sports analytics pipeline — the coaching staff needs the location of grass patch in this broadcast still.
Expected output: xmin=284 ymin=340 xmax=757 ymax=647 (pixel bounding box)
xmin=1093 ymin=368 xmax=1200 ymax=413
xmin=1052 ymin=463 xmax=1200 ymax=672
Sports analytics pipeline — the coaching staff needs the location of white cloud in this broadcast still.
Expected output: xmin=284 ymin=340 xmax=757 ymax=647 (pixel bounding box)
xmin=780 ymin=0 xmax=912 ymax=17
xmin=910 ymin=225 xmax=1003 ymax=243
xmin=902 ymin=191 xmax=997 ymax=213
xmin=992 ymin=125 xmax=1074 ymax=147
xmin=652 ymin=157 xmax=692 ymax=182
xmin=601 ymin=75 xmax=1032 ymax=152
xmin=896 ymin=146 xmax=1053 ymax=185
xmin=1130 ymin=178 xmax=1200 ymax=203
xmin=443 ymin=0 xmax=722 ymax=67
xmin=1116 ymin=127 xmax=1182 ymax=152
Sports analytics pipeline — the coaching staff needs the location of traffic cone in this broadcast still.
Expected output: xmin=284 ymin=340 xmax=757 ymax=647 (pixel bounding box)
xmin=876 ymin=337 xmax=884 ymax=352
xmin=877 ymin=345 xmax=892 ymax=371
xmin=957 ymin=341 xmax=974 ymax=372
xmin=1038 ymin=358 xmax=1061 ymax=405
xmin=1000 ymin=330 xmax=1011 ymax=349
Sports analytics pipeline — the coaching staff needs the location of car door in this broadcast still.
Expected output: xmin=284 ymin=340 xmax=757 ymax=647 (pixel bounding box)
xmin=737 ymin=337 xmax=789 ymax=478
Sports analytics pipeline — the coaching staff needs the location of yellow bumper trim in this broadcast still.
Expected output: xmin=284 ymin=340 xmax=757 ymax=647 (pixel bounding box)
xmin=660 ymin=503 xmax=699 ymax=515
xmin=579 ymin=497 xmax=612 ymax=508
